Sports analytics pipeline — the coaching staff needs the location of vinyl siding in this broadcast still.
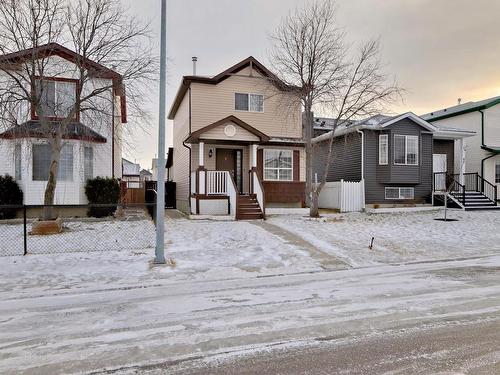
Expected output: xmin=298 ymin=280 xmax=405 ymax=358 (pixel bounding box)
xmin=190 ymin=69 xmax=301 ymax=139
xmin=313 ymin=133 xmax=362 ymax=182
xmin=200 ymin=121 xmax=260 ymax=142
xmin=172 ymin=90 xmax=191 ymax=212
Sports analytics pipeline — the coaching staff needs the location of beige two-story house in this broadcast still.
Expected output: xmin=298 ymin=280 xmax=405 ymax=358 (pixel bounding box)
xmin=168 ymin=57 xmax=305 ymax=219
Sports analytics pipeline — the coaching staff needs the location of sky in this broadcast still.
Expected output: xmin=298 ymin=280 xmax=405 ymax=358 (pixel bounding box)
xmin=122 ymin=0 xmax=500 ymax=169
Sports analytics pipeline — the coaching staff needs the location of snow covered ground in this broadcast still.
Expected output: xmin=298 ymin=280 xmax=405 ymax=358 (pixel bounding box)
xmin=0 ymin=209 xmax=499 ymax=374
xmin=268 ymin=209 xmax=500 ymax=267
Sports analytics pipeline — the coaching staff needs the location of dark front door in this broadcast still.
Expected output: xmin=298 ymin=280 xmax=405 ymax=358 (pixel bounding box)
xmin=216 ymin=149 xmax=243 ymax=193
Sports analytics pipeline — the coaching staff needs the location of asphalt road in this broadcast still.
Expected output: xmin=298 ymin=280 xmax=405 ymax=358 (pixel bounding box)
xmin=165 ymin=317 xmax=500 ymax=374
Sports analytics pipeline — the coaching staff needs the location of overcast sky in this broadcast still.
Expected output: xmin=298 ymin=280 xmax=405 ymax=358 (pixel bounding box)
xmin=122 ymin=0 xmax=500 ymax=169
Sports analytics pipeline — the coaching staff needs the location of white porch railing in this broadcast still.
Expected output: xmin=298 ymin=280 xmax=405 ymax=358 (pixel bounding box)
xmin=318 ymin=179 xmax=365 ymax=212
xmin=207 ymin=171 xmax=228 ymax=195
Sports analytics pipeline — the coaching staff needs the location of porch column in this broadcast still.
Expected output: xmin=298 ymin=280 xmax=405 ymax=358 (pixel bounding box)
xmin=251 ymin=144 xmax=258 ymax=168
xmin=199 ymin=141 xmax=205 ymax=167
xmin=459 ymin=139 xmax=466 ymax=185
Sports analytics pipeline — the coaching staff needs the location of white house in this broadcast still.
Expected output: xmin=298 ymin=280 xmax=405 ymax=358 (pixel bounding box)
xmin=422 ymin=96 xmax=500 ymax=201
xmin=0 ymin=43 xmax=126 ymax=205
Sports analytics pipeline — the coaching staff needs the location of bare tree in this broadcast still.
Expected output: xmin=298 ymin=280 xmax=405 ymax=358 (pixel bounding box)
xmin=0 ymin=0 xmax=155 ymax=220
xmin=269 ymin=0 xmax=401 ymax=217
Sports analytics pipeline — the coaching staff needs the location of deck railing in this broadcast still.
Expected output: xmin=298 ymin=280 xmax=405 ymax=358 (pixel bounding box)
xmin=452 ymin=172 xmax=497 ymax=204
xmin=207 ymin=170 xmax=229 ymax=195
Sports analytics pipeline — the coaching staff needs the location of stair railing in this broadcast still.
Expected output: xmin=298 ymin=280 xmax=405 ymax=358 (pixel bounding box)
xmin=434 ymin=172 xmax=466 ymax=207
xmin=250 ymin=170 xmax=266 ymax=219
xmin=477 ymin=173 xmax=498 ymax=205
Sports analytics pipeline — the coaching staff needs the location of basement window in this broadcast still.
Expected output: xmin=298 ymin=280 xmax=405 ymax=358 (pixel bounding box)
xmin=385 ymin=187 xmax=414 ymax=200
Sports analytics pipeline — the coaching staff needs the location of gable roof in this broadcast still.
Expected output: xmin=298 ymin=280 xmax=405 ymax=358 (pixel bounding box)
xmin=313 ymin=112 xmax=437 ymax=143
xmin=186 ymin=115 xmax=270 ymax=143
xmin=421 ymin=96 xmax=500 ymax=122
xmin=0 ymin=43 xmax=127 ymax=123
xmin=168 ymin=56 xmax=292 ymax=119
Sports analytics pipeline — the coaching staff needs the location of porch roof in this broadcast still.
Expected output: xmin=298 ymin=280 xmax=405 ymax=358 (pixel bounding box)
xmin=185 ymin=115 xmax=270 ymax=144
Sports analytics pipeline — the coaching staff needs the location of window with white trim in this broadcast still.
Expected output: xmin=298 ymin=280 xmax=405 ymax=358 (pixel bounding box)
xmin=14 ymin=144 xmax=22 ymax=180
xmin=235 ymin=93 xmax=264 ymax=112
xmin=264 ymin=149 xmax=293 ymax=181
xmin=385 ymin=187 xmax=414 ymax=200
xmin=32 ymin=144 xmax=73 ymax=181
xmin=496 ymin=162 xmax=500 ymax=184
xmin=35 ymin=79 xmax=77 ymax=118
xmin=394 ymin=135 xmax=419 ymax=165
xmin=379 ymin=134 xmax=388 ymax=165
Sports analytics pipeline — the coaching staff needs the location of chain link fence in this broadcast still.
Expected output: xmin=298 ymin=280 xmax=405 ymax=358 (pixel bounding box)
xmin=0 ymin=203 xmax=157 ymax=256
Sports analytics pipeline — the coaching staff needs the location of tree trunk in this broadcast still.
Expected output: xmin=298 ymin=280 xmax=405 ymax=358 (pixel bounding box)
xmin=310 ymin=188 xmax=320 ymax=217
xmin=303 ymin=104 xmax=315 ymax=217
xmin=43 ymin=141 xmax=62 ymax=220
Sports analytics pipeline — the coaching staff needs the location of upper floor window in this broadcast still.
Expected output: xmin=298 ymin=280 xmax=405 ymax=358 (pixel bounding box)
xmin=394 ymin=135 xmax=419 ymax=165
xmin=379 ymin=134 xmax=388 ymax=165
xmin=264 ymin=149 xmax=293 ymax=181
xmin=235 ymin=93 xmax=264 ymax=112
xmin=35 ymin=78 xmax=77 ymax=119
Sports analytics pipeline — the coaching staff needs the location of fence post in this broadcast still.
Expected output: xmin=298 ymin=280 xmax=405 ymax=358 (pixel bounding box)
xmin=23 ymin=205 xmax=27 ymax=256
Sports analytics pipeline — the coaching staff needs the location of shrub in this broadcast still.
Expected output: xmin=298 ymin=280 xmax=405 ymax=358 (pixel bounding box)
xmin=0 ymin=175 xmax=23 ymax=220
xmin=85 ymin=177 xmax=120 ymax=217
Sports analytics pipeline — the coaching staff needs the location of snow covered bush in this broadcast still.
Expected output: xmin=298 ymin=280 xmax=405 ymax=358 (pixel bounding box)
xmin=0 ymin=175 xmax=23 ymax=220
xmin=85 ymin=177 xmax=120 ymax=217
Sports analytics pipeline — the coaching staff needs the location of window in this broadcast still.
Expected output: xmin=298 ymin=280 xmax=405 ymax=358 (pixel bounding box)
xmin=84 ymin=147 xmax=93 ymax=181
xmin=35 ymin=79 xmax=77 ymax=118
xmin=394 ymin=135 xmax=419 ymax=165
xmin=234 ymin=93 xmax=264 ymax=112
xmin=496 ymin=163 xmax=500 ymax=184
xmin=264 ymin=149 xmax=293 ymax=181
xmin=32 ymin=144 xmax=73 ymax=181
xmin=379 ymin=134 xmax=388 ymax=165
xmin=385 ymin=187 xmax=414 ymax=200
xmin=14 ymin=144 xmax=22 ymax=180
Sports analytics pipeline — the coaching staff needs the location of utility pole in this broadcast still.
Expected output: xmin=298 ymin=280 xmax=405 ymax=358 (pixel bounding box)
xmin=155 ymin=0 xmax=167 ymax=264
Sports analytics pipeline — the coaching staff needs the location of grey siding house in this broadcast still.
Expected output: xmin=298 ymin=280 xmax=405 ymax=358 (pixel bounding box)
xmin=313 ymin=113 xmax=474 ymax=206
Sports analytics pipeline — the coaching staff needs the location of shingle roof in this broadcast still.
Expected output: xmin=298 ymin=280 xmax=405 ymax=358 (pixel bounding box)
xmin=0 ymin=120 xmax=107 ymax=143
xmin=421 ymin=96 xmax=500 ymax=121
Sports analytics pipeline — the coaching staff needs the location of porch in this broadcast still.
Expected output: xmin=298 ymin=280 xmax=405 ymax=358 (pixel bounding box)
xmin=190 ymin=142 xmax=265 ymax=219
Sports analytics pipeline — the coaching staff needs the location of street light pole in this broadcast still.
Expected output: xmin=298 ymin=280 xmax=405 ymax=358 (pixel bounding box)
xmin=155 ymin=0 xmax=167 ymax=264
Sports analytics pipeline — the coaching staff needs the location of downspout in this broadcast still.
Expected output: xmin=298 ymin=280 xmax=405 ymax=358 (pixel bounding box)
xmin=356 ymin=129 xmax=365 ymax=209
xmin=182 ymin=85 xmax=192 ymax=209
xmin=356 ymin=129 xmax=364 ymax=180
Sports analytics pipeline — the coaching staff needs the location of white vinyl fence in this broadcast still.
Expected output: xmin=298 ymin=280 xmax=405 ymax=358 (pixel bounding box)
xmin=318 ymin=179 xmax=365 ymax=212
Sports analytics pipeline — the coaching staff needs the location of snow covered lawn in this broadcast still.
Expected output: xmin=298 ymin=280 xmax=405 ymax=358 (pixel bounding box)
xmin=268 ymin=209 xmax=500 ymax=267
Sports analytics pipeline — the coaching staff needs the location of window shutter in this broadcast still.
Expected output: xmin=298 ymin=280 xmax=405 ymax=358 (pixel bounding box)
xmin=293 ymin=150 xmax=300 ymax=181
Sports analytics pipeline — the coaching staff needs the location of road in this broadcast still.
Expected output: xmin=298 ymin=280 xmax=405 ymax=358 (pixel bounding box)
xmin=0 ymin=255 xmax=499 ymax=374
xmin=166 ymin=318 xmax=500 ymax=375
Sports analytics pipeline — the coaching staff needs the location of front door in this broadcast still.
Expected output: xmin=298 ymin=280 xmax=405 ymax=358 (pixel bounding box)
xmin=433 ymin=154 xmax=447 ymax=190
xmin=216 ymin=149 xmax=243 ymax=193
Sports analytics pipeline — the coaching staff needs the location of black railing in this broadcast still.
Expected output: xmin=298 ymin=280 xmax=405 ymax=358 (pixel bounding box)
xmin=433 ymin=172 xmax=466 ymax=206
xmin=453 ymin=173 xmax=479 ymax=192
xmin=452 ymin=172 xmax=497 ymax=204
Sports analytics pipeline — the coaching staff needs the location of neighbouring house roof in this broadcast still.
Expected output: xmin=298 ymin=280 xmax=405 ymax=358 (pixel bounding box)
xmin=185 ymin=115 xmax=270 ymax=143
xmin=0 ymin=42 xmax=127 ymax=123
xmin=122 ymin=158 xmax=140 ymax=176
xmin=168 ymin=56 xmax=295 ymax=119
xmin=140 ymin=169 xmax=152 ymax=176
xmin=421 ymin=96 xmax=500 ymax=122
xmin=0 ymin=120 xmax=107 ymax=143
xmin=312 ymin=112 xmax=437 ymax=144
